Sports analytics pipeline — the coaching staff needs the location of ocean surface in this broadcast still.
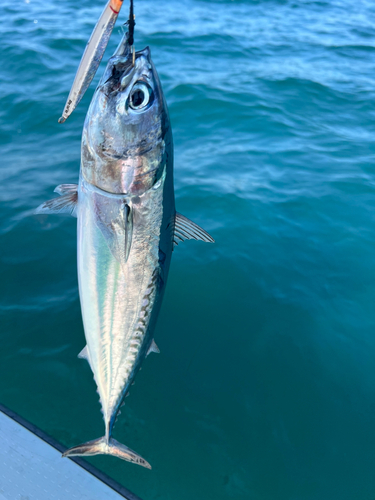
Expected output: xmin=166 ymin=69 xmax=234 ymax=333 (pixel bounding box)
xmin=1 ymin=0 xmax=375 ymax=498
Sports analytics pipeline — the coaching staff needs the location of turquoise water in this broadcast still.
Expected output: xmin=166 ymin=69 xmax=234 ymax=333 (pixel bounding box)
xmin=2 ymin=0 xmax=375 ymax=498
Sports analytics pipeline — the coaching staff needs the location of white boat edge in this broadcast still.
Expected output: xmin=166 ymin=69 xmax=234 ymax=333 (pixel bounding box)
xmin=0 ymin=402 xmax=143 ymax=500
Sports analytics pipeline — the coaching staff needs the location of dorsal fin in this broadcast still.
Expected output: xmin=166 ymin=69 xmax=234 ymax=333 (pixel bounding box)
xmin=174 ymin=213 xmax=214 ymax=247
xmin=147 ymin=339 xmax=160 ymax=356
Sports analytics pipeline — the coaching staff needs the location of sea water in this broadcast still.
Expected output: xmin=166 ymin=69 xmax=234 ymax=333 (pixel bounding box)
xmin=1 ymin=0 xmax=375 ymax=498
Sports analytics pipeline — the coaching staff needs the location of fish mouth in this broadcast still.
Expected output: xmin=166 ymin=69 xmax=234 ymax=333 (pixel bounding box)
xmin=113 ymin=30 xmax=151 ymax=60
xmin=98 ymin=44 xmax=151 ymax=97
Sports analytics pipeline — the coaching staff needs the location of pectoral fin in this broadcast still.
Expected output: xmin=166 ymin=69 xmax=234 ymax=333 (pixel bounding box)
xmin=174 ymin=213 xmax=214 ymax=247
xmin=35 ymin=184 xmax=78 ymax=217
xmin=91 ymin=195 xmax=133 ymax=266
xmin=123 ymin=203 xmax=133 ymax=262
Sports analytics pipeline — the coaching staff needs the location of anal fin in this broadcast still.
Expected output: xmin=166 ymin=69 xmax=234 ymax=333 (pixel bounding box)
xmin=78 ymin=345 xmax=92 ymax=370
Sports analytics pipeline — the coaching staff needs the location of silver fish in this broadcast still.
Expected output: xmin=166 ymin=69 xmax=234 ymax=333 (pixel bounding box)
xmin=36 ymin=32 xmax=214 ymax=468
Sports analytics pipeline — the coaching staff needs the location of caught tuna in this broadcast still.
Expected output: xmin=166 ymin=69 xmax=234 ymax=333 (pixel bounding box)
xmin=36 ymin=30 xmax=214 ymax=467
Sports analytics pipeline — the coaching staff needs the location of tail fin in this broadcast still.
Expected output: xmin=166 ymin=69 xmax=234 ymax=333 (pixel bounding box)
xmin=62 ymin=436 xmax=151 ymax=469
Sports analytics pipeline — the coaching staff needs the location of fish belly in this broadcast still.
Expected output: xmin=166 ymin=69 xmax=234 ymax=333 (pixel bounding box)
xmin=77 ymin=175 xmax=167 ymax=426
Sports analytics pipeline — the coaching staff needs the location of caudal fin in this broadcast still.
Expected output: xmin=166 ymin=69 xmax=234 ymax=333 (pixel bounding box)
xmin=62 ymin=436 xmax=151 ymax=469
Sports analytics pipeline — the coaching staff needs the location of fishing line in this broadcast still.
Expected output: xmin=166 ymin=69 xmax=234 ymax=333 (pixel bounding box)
xmin=128 ymin=0 xmax=136 ymax=65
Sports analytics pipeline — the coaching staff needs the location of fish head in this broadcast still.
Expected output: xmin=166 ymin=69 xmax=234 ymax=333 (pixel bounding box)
xmin=81 ymin=33 xmax=172 ymax=195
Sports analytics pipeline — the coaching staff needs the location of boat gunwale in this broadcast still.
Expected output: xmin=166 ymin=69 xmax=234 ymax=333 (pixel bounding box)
xmin=0 ymin=402 xmax=143 ymax=500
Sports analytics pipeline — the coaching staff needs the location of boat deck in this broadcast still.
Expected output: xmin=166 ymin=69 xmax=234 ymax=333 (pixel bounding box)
xmin=0 ymin=404 xmax=141 ymax=500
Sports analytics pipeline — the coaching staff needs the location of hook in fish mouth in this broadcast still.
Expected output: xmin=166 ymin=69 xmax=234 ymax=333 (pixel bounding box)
xmin=98 ymin=44 xmax=152 ymax=98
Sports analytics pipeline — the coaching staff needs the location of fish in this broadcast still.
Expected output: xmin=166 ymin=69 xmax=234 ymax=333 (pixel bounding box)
xmin=36 ymin=30 xmax=214 ymax=468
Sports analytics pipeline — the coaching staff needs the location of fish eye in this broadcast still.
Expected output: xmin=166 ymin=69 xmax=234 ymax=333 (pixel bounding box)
xmin=129 ymin=82 xmax=152 ymax=111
